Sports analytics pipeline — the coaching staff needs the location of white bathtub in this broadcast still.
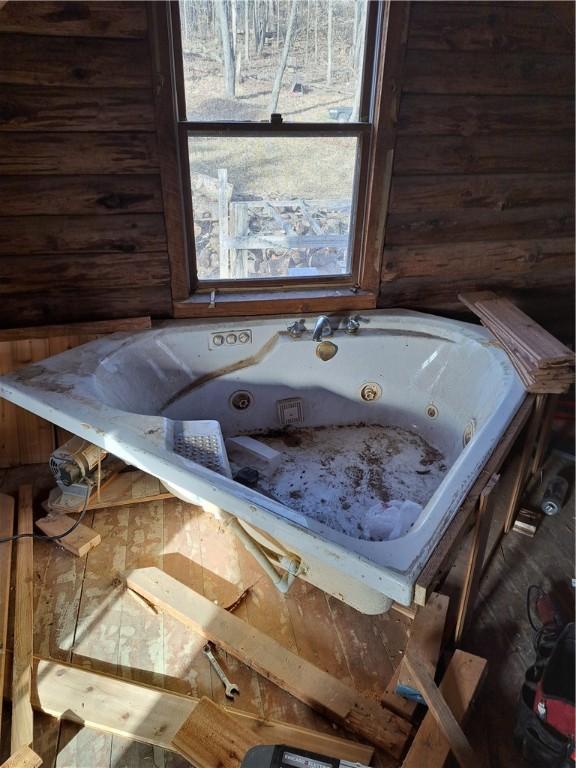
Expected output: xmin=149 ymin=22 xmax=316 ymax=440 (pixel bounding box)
xmin=0 ymin=310 xmax=525 ymax=612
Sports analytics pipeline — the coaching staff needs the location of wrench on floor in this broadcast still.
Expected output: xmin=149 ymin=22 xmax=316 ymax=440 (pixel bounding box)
xmin=203 ymin=642 xmax=240 ymax=699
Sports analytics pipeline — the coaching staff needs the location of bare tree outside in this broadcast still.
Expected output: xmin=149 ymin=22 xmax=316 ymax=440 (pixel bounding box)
xmin=179 ymin=0 xmax=369 ymax=281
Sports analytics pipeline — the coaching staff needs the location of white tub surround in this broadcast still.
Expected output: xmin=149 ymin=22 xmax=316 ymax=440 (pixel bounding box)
xmin=0 ymin=311 xmax=525 ymax=613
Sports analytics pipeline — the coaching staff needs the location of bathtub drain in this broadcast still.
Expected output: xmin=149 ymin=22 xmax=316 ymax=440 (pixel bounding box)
xmin=229 ymin=390 xmax=253 ymax=411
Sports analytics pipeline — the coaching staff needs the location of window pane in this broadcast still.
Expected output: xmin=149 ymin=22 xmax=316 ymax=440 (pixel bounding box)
xmin=188 ymin=134 xmax=358 ymax=281
xmin=179 ymin=0 xmax=369 ymax=123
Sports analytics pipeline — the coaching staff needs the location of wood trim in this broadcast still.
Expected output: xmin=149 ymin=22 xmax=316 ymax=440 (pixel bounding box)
xmin=454 ymin=473 xmax=499 ymax=644
xmin=0 ymin=746 xmax=42 ymax=768
xmin=414 ymin=395 xmax=534 ymax=606
xmin=11 ymin=486 xmax=34 ymax=753
xmin=0 ymin=494 xmax=14 ymax=747
xmin=360 ymin=1 xmax=411 ymax=293
xmin=0 ymin=317 xmax=151 ymax=342
xmin=173 ymin=287 xmax=377 ymax=319
xmin=147 ymin=2 xmax=191 ymax=302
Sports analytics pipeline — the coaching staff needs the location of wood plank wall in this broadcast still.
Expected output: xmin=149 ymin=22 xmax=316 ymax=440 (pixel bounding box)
xmin=0 ymin=1 xmax=172 ymax=326
xmin=378 ymin=2 xmax=575 ymax=336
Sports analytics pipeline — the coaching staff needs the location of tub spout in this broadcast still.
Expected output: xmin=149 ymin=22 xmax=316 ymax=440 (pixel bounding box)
xmin=312 ymin=315 xmax=332 ymax=342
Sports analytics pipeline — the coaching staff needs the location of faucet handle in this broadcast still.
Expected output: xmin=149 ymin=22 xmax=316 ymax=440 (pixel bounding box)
xmin=344 ymin=315 xmax=361 ymax=334
xmin=287 ymin=319 xmax=306 ymax=338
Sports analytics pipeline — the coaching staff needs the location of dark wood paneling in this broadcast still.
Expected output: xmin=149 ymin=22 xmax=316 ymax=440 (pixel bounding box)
xmin=0 ymin=133 xmax=158 ymax=175
xmin=389 ymin=174 xmax=575 ymax=214
xmin=0 ymin=2 xmax=147 ymax=38
xmin=0 ymin=176 xmax=163 ymax=216
xmin=378 ymin=2 xmax=574 ymax=338
xmin=404 ymin=51 xmax=574 ymax=95
xmin=0 ymin=35 xmax=151 ymax=88
xmin=0 ymin=215 xmax=166 ymax=255
xmin=381 ymin=238 xmax=575 ymax=282
xmin=0 ymin=252 xmax=170 ymax=295
xmin=387 ymin=206 xmax=574 ymax=246
xmin=0 ymin=86 xmax=155 ymax=131
xmin=408 ymin=3 xmax=573 ymax=53
xmin=398 ymin=94 xmax=575 ymax=136
xmin=0 ymin=286 xmax=172 ymax=327
xmin=394 ymin=135 xmax=574 ymax=175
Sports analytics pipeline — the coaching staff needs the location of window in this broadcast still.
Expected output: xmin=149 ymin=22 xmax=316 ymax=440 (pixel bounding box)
xmin=156 ymin=0 xmax=398 ymax=312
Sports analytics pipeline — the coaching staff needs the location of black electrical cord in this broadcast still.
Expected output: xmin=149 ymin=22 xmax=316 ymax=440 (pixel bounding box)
xmin=0 ymin=481 xmax=93 ymax=544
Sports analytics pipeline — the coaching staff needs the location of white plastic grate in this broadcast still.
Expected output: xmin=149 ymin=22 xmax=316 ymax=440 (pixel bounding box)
xmin=172 ymin=420 xmax=231 ymax=477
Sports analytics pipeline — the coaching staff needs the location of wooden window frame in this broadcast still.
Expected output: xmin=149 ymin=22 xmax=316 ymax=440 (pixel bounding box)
xmin=149 ymin=1 xmax=410 ymax=319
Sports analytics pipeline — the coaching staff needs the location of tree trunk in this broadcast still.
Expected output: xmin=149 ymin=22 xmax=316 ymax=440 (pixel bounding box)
xmin=351 ymin=0 xmax=366 ymax=120
xmin=269 ymin=0 xmax=298 ymax=114
xmin=314 ymin=1 xmax=318 ymax=63
xmin=244 ymin=0 xmax=250 ymax=61
xmin=326 ymin=0 xmax=333 ymax=85
xmin=216 ymin=0 xmax=236 ymax=97
xmin=305 ymin=0 xmax=310 ymax=65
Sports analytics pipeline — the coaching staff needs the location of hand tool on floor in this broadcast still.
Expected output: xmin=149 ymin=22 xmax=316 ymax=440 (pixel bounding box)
xmin=203 ymin=642 xmax=239 ymax=699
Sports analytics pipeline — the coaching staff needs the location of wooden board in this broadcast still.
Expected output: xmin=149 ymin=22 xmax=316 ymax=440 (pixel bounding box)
xmin=0 ymin=87 xmax=155 ymax=132
xmin=403 ymin=651 xmax=480 ymax=768
xmin=395 ymin=593 xmax=449 ymax=703
xmin=0 ymin=746 xmax=42 ymax=768
xmin=171 ymin=697 xmax=259 ymax=768
xmin=30 ymin=657 xmax=374 ymax=764
xmin=11 ymin=487 xmax=34 ymax=753
xmin=126 ymin=567 xmax=412 ymax=757
xmin=0 ymin=494 xmax=14 ymax=746
xmin=86 ymin=471 xmax=173 ymax=510
xmin=0 ymin=2 xmax=146 ymax=38
xmin=402 ymin=650 xmax=488 ymax=768
xmin=35 ymin=514 xmax=101 ymax=558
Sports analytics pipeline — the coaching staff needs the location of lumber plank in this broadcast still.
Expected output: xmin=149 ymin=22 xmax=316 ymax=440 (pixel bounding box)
xmin=403 ymin=50 xmax=574 ymax=96
xmin=171 ymin=697 xmax=259 ymax=768
xmin=397 ymin=94 xmax=575 ymax=136
xmin=408 ymin=2 xmax=573 ymax=53
xmin=11 ymin=486 xmax=34 ymax=753
xmin=0 ymin=87 xmax=155 ymax=132
xmin=30 ymin=657 xmax=374 ymax=764
xmin=126 ymin=567 xmax=412 ymax=757
xmin=0 ymin=494 xmax=14 ymax=745
xmin=34 ymin=514 xmax=101 ymax=558
xmin=395 ymin=593 xmax=449 ymax=703
xmin=0 ymin=133 xmax=158 ymax=175
xmin=0 ymin=175 xmax=161 ymax=216
xmin=0 ymin=746 xmax=42 ymax=768
xmin=0 ymin=317 xmax=151 ymax=342
xmin=395 ymin=135 xmax=574 ymax=176
xmin=0 ymin=1 xmax=146 ymax=38
xmin=402 ymin=650 xmax=487 ymax=767
xmin=402 ymin=652 xmax=481 ymax=768
xmin=0 ymin=214 xmax=167 ymax=256
xmin=0 ymin=35 xmax=150 ymax=88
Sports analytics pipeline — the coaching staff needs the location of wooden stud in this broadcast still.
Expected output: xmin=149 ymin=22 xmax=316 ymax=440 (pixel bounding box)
xmin=402 ymin=650 xmax=487 ymax=768
xmin=454 ymin=474 xmax=499 ymax=644
xmin=34 ymin=514 xmax=101 ymax=558
xmin=530 ymin=394 xmax=559 ymax=477
xmin=171 ymin=697 xmax=258 ymax=768
xmin=11 ymin=486 xmax=34 ymax=753
xmin=395 ymin=593 xmax=449 ymax=703
xmin=503 ymin=395 xmax=547 ymax=533
xmin=126 ymin=567 xmax=412 ymax=758
xmin=0 ymin=746 xmax=42 ymax=768
xmin=30 ymin=657 xmax=374 ymax=764
xmin=0 ymin=493 xmax=14 ymax=745
xmin=402 ymin=651 xmax=481 ymax=768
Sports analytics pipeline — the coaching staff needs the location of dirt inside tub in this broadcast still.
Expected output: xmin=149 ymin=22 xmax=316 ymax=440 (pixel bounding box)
xmin=235 ymin=424 xmax=448 ymax=541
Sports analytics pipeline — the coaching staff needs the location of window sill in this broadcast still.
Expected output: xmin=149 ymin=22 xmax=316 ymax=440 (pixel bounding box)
xmin=173 ymin=286 xmax=377 ymax=319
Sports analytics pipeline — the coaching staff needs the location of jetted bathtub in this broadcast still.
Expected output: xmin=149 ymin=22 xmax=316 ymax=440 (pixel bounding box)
xmin=0 ymin=310 xmax=525 ymax=612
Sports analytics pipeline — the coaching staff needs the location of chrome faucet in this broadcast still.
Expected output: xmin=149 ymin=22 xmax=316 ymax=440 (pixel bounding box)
xmin=312 ymin=315 xmax=333 ymax=342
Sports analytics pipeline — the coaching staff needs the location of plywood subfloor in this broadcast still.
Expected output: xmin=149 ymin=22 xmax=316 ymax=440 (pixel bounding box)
xmin=0 ymin=466 xmax=410 ymax=768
